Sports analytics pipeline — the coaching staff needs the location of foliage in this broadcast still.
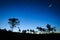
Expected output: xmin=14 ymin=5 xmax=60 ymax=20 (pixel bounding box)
xmin=8 ymin=18 xmax=20 ymax=31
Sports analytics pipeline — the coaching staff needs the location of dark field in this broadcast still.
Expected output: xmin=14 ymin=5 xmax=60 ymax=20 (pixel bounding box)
xmin=0 ymin=29 xmax=60 ymax=40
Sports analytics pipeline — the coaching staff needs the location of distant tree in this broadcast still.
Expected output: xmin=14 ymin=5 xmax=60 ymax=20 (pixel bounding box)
xmin=27 ymin=29 xmax=29 ymax=33
xmin=22 ymin=30 xmax=26 ymax=33
xmin=46 ymin=24 xmax=51 ymax=33
xmin=35 ymin=31 xmax=38 ymax=34
xmin=36 ymin=27 xmax=43 ymax=32
xmin=30 ymin=29 xmax=36 ymax=34
xmin=51 ymin=27 xmax=56 ymax=33
xmin=8 ymin=18 xmax=20 ymax=31
xmin=18 ymin=27 xmax=21 ymax=33
xmin=36 ymin=27 xmax=46 ymax=34
xmin=53 ymin=27 xmax=56 ymax=32
xmin=42 ymin=28 xmax=46 ymax=32
xmin=46 ymin=24 xmax=56 ymax=33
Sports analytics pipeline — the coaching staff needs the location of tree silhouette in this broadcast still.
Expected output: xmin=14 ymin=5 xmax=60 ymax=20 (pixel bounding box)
xmin=46 ymin=24 xmax=51 ymax=33
xmin=36 ymin=27 xmax=46 ymax=34
xmin=8 ymin=18 xmax=20 ymax=31
xmin=18 ymin=27 xmax=21 ymax=33
xmin=30 ymin=29 xmax=35 ymax=34
xmin=27 ymin=29 xmax=29 ymax=33
xmin=50 ymin=27 xmax=56 ymax=33
xmin=36 ymin=27 xmax=43 ymax=32
xmin=46 ymin=24 xmax=56 ymax=33
xmin=53 ymin=27 xmax=56 ymax=32
xmin=22 ymin=30 xmax=26 ymax=33
xmin=42 ymin=28 xmax=46 ymax=32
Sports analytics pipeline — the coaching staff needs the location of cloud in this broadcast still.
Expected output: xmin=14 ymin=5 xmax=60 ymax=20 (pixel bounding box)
xmin=48 ymin=4 xmax=52 ymax=8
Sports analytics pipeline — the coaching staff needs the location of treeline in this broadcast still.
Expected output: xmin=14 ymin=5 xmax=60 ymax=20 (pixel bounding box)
xmin=0 ymin=18 xmax=56 ymax=34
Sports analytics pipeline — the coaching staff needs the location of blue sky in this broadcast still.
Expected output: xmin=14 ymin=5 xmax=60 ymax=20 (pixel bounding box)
xmin=0 ymin=0 xmax=60 ymax=32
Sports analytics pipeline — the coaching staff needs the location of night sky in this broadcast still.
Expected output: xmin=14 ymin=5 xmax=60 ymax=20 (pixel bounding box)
xmin=0 ymin=0 xmax=60 ymax=32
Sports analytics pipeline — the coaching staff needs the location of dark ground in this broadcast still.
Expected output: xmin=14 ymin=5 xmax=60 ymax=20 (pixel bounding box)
xmin=0 ymin=29 xmax=60 ymax=40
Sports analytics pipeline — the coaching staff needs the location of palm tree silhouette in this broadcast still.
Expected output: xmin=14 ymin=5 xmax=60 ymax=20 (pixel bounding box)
xmin=8 ymin=18 xmax=20 ymax=32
